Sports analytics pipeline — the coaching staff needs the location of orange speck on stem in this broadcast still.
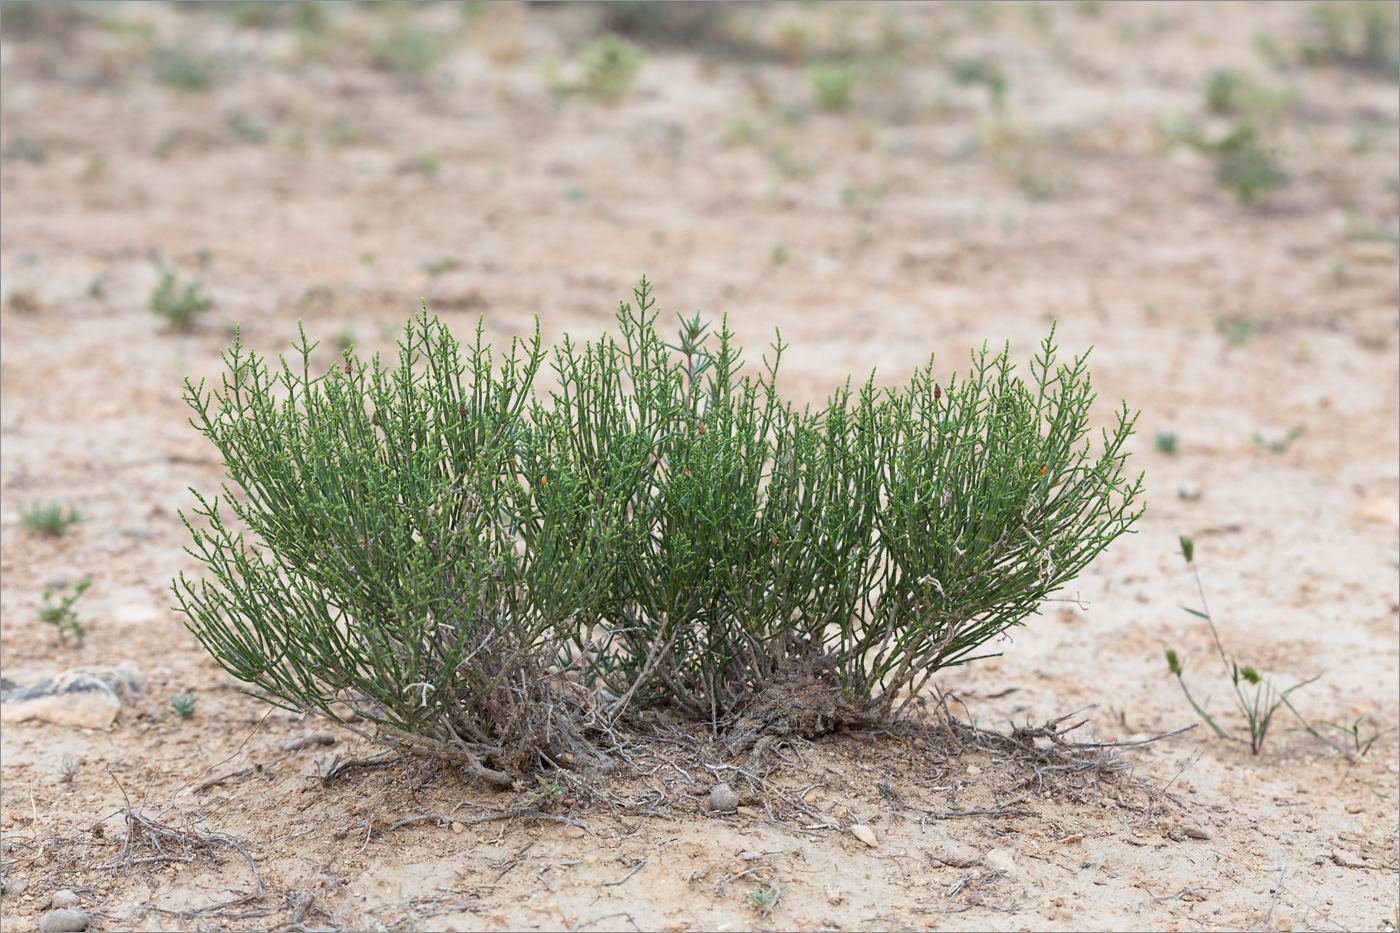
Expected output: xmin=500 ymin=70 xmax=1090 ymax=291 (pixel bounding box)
xmin=1037 ymin=465 xmax=1047 ymax=476
xmin=540 ymin=477 xmax=547 ymax=487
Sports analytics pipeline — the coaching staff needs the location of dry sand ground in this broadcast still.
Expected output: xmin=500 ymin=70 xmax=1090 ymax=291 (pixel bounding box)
xmin=1 ymin=2 xmax=1397 ymax=930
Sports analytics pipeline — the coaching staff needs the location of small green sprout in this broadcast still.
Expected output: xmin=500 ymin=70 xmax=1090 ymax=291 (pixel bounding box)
xmin=1166 ymin=537 xmax=1318 ymax=754
xmin=59 ymin=756 xmax=82 ymax=785
xmin=39 ymin=578 xmax=92 ymax=647
xmin=169 ymin=693 xmax=200 ymax=718
xmin=749 ymin=885 xmax=780 ymax=912
xmin=22 ymin=500 xmax=83 ymax=537
xmin=152 ymin=270 xmax=213 ymax=330
xmin=1155 ymin=431 xmax=1179 ymax=455
xmin=526 ymin=774 xmax=567 ymax=807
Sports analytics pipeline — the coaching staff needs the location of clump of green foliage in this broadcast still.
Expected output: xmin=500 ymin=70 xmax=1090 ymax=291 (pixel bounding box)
xmin=169 ymin=692 xmax=200 ymax=718
xmin=22 ymin=500 xmax=82 ymax=537
xmin=152 ymin=270 xmax=213 ymax=330
xmin=376 ymin=29 xmax=450 ymax=76
xmin=40 ymin=578 xmax=92 ymax=648
xmin=1300 ymin=1 xmax=1399 ymax=77
xmin=175 ymin=278 xmax=1143 ymax=779
xmin=579 ymin=34 xmax=646 ymax=101
xmin=1155 ymin=431 xmax=1178 ymax=455
xmin=950 ymin=56 xmax=1007 ymax=108
xmin=1166 ymin=537 xmax=1316 ymax=754
xmin=810 ymin=60 xmax=859 ymax=110
xmin=1213 ymin=126 xmax=1285 ymax=203
xmin=151 ymin=43 xmax=224 ymax=91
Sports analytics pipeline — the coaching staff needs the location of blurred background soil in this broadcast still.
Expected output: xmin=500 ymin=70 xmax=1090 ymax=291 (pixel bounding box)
xmin=1 ymin=2 xmax=1397 ymax=931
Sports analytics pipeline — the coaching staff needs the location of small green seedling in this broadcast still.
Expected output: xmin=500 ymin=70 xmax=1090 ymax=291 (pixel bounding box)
xmin=1155 ymin=431 xmax=1179 ymax=455
xmin=169 ymin=693 xmax=200 ymax=718
xmin=22 ymin=500 xmax=82 ymax=537
xmin=59 ymin=756 xmax=82 ymax=785
xmin=1306 ymin=716 xmax=1381 ymax=765
xmin=152 ymin=270 xmax=213 ymax=330
xmin=810 ymin=61 xmax=858 ymax=110
xmin=39 ymin=577 xmax=92 ymax=647
xmin=749 ymin=885 xmax=780 ymax=913
xmin=526 ymin=774 xmax=566 ymax=807
xmin=1166 ymin=537 xmax=1317 ymax=754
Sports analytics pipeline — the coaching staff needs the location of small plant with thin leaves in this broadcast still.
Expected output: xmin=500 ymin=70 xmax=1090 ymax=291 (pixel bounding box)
xmin=169 ymin=693 xmax=200 ymax=718
xmin=1166 ymin=536 xmax=1317 ymax=754
xmin=39 ymin=578 xmax=92 ymax=648
xmin=1155 ymin=431 xmax=1178 ymax=455
xmin=152 ymin=270 xmax=213 ymax=330
xmin=22 ymin=500 xmax=82 ymax=537
xmin=59 ymin=756 xmax=82 ymax=786
xmin=175 ymin=277 xmax=1143 ymax=778
xmin=526 ymin=774 xmax=567 ymax=808
xmin=748 ymin=885 xmax=780 ymax=914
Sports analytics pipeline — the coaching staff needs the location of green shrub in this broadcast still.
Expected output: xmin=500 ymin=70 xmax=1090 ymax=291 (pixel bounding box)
xmin=40 ymin=578 xmax=91 ymax=647
xmin=22 ymin=500 xmax=82 ymax=537
xmin=580 ymin=34 xmax=645 ymax=101
xmin=174 ymin=278 xmax=1142 ymax=779
xmin=810 ymin=61 xmax=859 ymax=110
xmin=151 ymin=270 xmax=213 ymax=330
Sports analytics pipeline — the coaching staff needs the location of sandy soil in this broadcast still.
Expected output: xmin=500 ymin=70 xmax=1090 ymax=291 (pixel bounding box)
xmin=1 ymin=2 xmax=1397 ymax=931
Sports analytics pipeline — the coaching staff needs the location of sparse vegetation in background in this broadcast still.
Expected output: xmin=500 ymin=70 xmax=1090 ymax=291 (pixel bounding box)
xmin=1214 ymin=315 xmax=1257 ymax=346
xmin=1155 ymin=431 xmax=1178 ymax=455
xmin=950 ymin=56 xmax=1007 ymax=108
xmin=5 ymin=137 xmax=48 ymax=164
xmin=175 ymin=277 xmax=1143 ymax=778
xmin=1166 ymin=536 xmax=1317 ymax=755
xmin=39 ymin=577 xmax=92 ymax=648
xmin=546 ymin=34 xmax=646 ymax=102
xmin=59 ymin=756 xmax=82 ymax=786
xmin=151 ymin=41 xmax=225 ymax=91
xmin=169 ymin=692 xmax=200 ymax=718
xmin=22 ymin=500 xmax=83 ymax=537
xmin=1213 ymin=125 xmax=1286 ymax=203
xmin=600 ymin=1 xmax=727 ymax=47
xmin=151 ymin=269 xmax=213 ymax=330
xmin=581 ymin=34 xmax=645 ymax=101
xmin=228 ymin=113 xmax=269 ymax=144
xmin=1253 ymin=426 xmax=1302 ymax=453
xmin=810 ymin=60 xmax=858 ymax=110
xmin=1300 ymin=0 xmax=1400 ymax=77
xmin=375 ymin=29 xmax=451 ymax=76
xmin=1204 ymin=68 xmax=1294 ymax=117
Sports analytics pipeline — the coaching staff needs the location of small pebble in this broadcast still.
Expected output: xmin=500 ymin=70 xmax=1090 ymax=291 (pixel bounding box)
xmin=451 ymin=822 xmax=464 ymax=835
xmin=707 ymin=783 xmax=740 ymax=812
xmin=2 ymin=877 xmax=28 ymax=896
xmin=1182 ymin=825 xmax=1211 ymax=840
xmin=849 ymin=824 xmax=878 ymax=848
xmin=48 ymin=890 xmax=79 ymax=909
xmin=39 ymin=908 xmax=89 ymax=933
